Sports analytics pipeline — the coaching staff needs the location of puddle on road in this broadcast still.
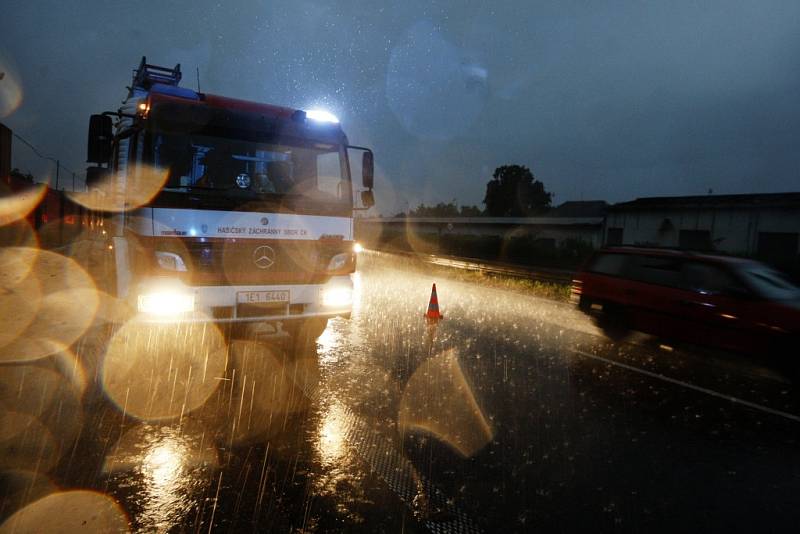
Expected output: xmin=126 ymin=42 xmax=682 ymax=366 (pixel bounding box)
xmin=103 ymin=423 xmax=218 ymax=533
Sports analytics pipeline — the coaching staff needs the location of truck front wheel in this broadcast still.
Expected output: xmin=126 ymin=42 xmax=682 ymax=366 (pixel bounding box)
xmin=288 ymin=318 xmax=328 ymax=359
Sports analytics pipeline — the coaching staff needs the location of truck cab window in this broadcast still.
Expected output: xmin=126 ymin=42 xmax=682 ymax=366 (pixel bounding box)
xmin=317 ymin=150 xmax=344 ymax=198
xmin=149 ymin=131 xmax=350 ymax=206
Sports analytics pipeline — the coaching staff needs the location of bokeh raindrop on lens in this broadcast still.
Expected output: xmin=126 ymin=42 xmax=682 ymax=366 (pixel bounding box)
xmin=198 ymin=339 xmax=318 ymax=446
xmin=0 ymin=50 xmax=23 ymax=118
xmin=0 ymin=183 xmax=46 ymax=227
xmin=398 ymin=348 xmax=494 ymax=458
xmin=0 ymin=362 xmax=85 ymax=496
xmin=67 ymin=164 xmax=169 ymax=213
xmin=386 ymin=20 xmax=489 ymax=141
xmin=0 ymin=248 xmax=99 ymax=363
xmin=0 ymin=490 xmax=130 ymax=533
xmin=0 ymin=470 xmax=57 ymax=523
xmin=0 ymin=217 xmax=38 ymax=249
xmin=101 ymin=319 xmax=227 ymax=421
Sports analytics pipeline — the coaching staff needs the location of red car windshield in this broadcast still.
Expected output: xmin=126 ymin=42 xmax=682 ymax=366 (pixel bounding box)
xmin=737 ymin=264 xmax=800 ymax=300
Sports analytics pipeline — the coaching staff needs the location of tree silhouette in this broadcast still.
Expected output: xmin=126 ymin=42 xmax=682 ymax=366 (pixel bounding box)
xmin=458 ymin=204 xmax=483 ymax=217
xmin=400 ymin=200 xmax=484 ymax=217
xmin=483 ymin=165 xmax=552 ymax=216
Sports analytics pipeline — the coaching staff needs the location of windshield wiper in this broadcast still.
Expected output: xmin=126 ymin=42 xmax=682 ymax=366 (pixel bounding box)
xmin=163 ymin=185 xmax=243 ymax=193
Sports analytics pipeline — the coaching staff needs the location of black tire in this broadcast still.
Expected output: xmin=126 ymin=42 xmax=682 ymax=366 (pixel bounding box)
xmin=288 ymin=318 xmax=328 ymax=359
xmin=596 ymin=304 xmax=630 ymax=341
xmin=771 ymin=335 xmax=800 ymax=382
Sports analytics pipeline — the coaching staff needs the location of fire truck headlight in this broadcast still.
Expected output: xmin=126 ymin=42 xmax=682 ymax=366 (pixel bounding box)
xmin=138 ymin=291 xmax=195 ymax=316
xmin=155 ymin=251 xmax=188 ymax=272
xmin=353 ymin=242 xmax=364 ymax=254
xmin=321 ymin=286 xmax=352 ymax=308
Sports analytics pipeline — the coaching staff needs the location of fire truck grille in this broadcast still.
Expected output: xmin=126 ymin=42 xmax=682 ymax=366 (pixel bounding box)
xmin=182 ymin=240 xmax=332 ymax=286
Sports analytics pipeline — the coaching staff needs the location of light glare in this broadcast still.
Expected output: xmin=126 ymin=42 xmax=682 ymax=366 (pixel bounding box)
xmin=138 ymin=291 xmax=194 ymax=316
xmin=306 ymin=109 xmax=340 ymax=124
xmin=321 ymin=286 xmax=352 ymax=307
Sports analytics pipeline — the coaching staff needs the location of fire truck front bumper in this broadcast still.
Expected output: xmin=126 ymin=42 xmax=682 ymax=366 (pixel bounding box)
xmin=133 ymin=276 xmax=353 ymax=324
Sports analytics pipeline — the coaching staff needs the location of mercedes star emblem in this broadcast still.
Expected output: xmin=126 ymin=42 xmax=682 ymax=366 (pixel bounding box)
xmin=252 ymin=245 xmax=276 ymax=269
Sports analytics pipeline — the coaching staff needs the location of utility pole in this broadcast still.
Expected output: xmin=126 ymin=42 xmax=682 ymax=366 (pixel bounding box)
xmin=55 ymin=159 xmax=60 ymax=190
xmin=0 ymin=123 xmax=11 ymax=185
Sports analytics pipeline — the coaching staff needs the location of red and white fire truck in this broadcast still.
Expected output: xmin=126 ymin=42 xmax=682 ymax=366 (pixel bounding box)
xmin=84 ymin=57 xmax=374 ymax=349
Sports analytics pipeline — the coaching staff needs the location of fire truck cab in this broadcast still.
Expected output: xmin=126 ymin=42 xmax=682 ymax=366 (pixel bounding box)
xmin=85 ymin=57 xmax=374 ymax=350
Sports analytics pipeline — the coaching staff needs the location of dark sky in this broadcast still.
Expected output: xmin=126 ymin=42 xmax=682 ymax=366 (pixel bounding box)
xmin=2 ymin=1 xmax=799 ymax=213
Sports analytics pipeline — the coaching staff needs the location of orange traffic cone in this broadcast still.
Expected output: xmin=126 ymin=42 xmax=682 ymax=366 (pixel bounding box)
xmin=425 ymin=283 xmax=443 ymax=323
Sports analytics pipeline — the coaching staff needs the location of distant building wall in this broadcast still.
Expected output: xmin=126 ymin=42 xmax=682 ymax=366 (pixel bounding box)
xmin=605 ymin=208 xmax=762 ymax=253
xmin=357 ymin=217 xmax=605 ymax=248
xmin=605 ymin=194 xmax=800 ymax=273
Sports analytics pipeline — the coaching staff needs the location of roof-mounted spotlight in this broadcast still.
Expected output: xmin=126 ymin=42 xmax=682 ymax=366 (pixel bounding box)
xmin=305 ymin=109 xmax=340 ymax=124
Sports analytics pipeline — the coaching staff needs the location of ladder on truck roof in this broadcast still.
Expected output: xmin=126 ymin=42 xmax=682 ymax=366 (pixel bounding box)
xmin=129 ymin=56 xmax=181 ymax=95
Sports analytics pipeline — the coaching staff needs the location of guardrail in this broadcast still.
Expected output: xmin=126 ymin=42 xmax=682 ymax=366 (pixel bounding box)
xmin=371 ymin=248 xmax=575 ymax=285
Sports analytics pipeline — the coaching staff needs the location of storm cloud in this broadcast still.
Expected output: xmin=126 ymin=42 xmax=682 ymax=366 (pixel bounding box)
xmin=2 ymin=0 xmax=799 ymax=212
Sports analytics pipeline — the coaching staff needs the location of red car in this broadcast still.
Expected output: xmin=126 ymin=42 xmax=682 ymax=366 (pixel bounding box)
xmin=571 ymin=247 xmax=800 ymax=359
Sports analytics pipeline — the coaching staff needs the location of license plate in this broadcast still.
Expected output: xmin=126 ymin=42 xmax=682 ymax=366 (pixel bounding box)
xmin=237 ymin=290 xmax=290 ymax=304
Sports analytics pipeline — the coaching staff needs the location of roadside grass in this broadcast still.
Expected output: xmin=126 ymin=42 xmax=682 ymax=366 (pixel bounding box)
xmin=362 ymin=250 xmax=572 ymax=303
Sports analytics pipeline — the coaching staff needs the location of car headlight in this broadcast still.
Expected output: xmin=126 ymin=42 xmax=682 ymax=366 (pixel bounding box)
xmin=138 ymin=291 xmax=195 ymax=316
xmin=321 ymin=286 xmax=353 ymax=308
xmin=155 ymin=251 xmax=188 ymax=272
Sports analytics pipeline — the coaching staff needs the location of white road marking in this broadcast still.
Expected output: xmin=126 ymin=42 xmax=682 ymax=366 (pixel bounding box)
xmin=570 ymin=349 xmax=800 ymax=424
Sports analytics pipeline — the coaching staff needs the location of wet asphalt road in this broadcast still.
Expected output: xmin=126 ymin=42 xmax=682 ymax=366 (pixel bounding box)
xmin=2 ymin=250 xmax=800 ymax=533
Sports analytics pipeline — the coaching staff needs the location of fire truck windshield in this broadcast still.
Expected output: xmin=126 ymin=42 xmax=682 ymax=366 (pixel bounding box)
xmin=145 ymin=130 xmax=351 ymax=207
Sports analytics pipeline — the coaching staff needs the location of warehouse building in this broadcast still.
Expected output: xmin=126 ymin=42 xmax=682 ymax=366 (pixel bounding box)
xmin=605 ymin=193 xmax=800 ymax=272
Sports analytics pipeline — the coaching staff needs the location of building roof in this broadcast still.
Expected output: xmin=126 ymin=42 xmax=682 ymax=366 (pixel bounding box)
xmin=547 ymin=200 xmax=608 ymax=218
xmin=359 ymin=216 xmax=604 ymax=226
xmin=609 ymin=192 xmax=800 ymax=211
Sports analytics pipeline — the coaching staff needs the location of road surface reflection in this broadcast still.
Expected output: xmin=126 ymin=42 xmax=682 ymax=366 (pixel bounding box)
xmin=1 ymin=251 xmax=799 ymax=533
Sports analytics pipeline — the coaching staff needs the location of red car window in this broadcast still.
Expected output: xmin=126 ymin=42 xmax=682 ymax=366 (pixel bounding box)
xmin=627 ymin=255 xmax=684 ymax=288
xmin=588 ymin=253 xmax=628 ymax=276
xmin=683 ymin=261 xmax=746 ymax=296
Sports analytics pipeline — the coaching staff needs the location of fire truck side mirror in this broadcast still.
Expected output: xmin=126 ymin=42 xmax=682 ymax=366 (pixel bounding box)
xmin=87 ymin=114 xmax=113 ymax=164
xmin=360 ymin=190 xmax=375 ymax=208
xmin=362 ymin=151 xmax=374 ymax=190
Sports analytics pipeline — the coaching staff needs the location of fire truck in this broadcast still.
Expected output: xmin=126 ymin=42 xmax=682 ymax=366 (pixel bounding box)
xmin=84 ymin=57 xmax=374 ymax=350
